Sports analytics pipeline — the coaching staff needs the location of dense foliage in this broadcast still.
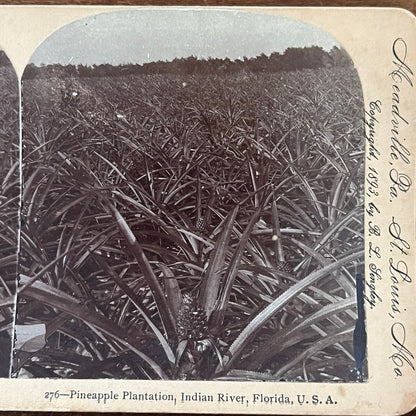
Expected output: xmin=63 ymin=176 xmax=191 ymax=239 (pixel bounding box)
xmin=17 ymin=66 xmax=365 ymax=381
xmin=0 ymin=64 xmax=19 ymax=377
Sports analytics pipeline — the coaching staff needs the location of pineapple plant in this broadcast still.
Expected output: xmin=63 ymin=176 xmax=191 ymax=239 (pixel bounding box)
xmin=17 ymin=61 xmax=365 ymax=381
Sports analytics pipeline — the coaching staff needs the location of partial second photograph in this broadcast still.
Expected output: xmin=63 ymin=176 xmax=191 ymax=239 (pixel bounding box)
xmin=0 ymin=48 xmax=19 ymax=378
xmin=16 ymin=9 xmax=366 ymax=381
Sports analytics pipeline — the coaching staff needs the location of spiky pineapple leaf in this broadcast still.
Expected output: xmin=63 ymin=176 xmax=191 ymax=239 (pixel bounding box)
xmin=218 ymin=249 xmax=363 ymax=373
xmin=106 ymin=202 xmax=176 ymax=338
xmin=18 ymin=275 xmax=168 ymax=379
xmin=199 ymin=205 xmax=239 ymax=318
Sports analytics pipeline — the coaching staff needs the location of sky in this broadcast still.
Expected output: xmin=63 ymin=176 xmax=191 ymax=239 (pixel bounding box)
xmin=29 ymin=9 xmax=340 ymax=66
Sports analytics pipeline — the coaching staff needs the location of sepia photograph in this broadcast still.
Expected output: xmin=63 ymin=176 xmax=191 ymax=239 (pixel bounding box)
xmin=0 ymin=48 xmax=18 ymax=379
xmin=15 ymin=9 xmax=366 ymax=382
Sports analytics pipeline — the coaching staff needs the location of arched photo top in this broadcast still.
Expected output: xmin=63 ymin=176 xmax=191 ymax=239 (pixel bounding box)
xmin=19 ymin=8 xmax=366 ymax=382
xmin=23 ymin=9 xmax=355 ymax=79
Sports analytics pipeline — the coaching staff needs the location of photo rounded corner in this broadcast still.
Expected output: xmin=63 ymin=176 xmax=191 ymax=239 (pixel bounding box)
xmin=387 ymin=5 xmax=416 ymax=21
xmin=396 ymin=397 xmax=416 ymax=416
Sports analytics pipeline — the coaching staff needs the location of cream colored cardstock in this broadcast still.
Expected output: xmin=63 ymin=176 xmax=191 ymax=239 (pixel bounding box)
xmin=0 ymin=6 xmax=415 ymax=415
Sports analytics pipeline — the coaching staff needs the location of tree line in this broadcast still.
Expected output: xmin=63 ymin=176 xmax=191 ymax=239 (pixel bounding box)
xmin=23 ymin=46 xmax=353 ymax=79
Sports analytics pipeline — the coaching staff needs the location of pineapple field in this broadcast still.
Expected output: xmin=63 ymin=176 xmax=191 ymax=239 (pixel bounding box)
xmin=0 ymin=61 xmax=19 ymax=378
xmin=17 ymin=65 xmax=365 ymax=381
